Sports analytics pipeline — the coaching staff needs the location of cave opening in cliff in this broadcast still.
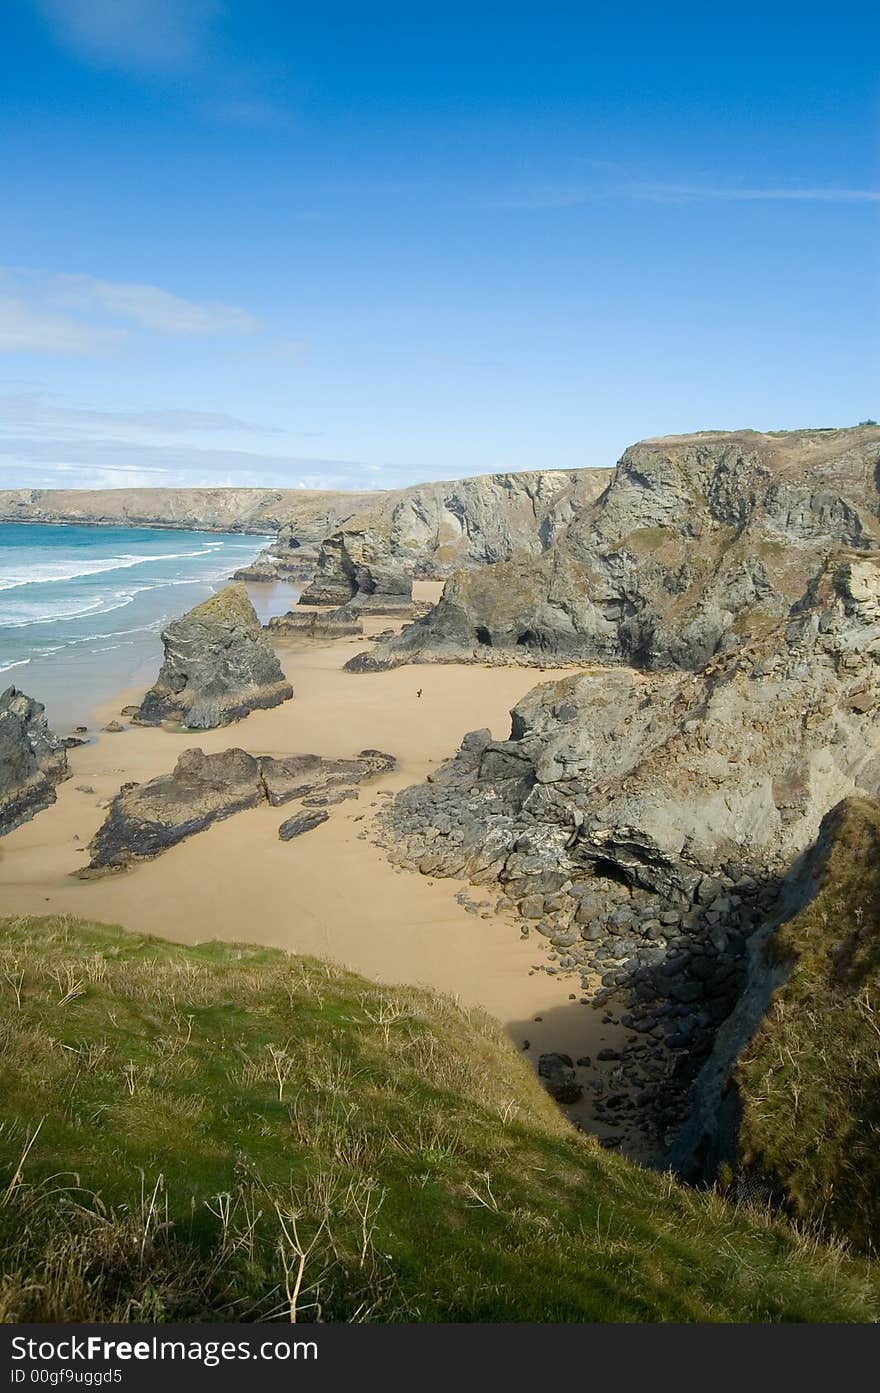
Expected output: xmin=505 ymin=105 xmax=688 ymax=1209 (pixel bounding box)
xmin=475 ymin=626 xmax=493 ymax=646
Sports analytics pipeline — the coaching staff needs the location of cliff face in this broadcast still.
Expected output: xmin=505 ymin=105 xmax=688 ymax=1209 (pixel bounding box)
xmin=133 ymin=584 xmax=293 ymax=730
xmin=673 ymin=795 xmax=880 ymax=1251
xmin=379 ymin=458 xmax=880 ymax=1152
xmin=0 ymin=486 xmax=381 ymax=536
xmin=0 ymin=687 xmax=69 ymax=835
xmin=298 ymin=468 xmax=611 ymax=606
xmin=360 ymin=427 xmax=880 ymax=669
xmin=231 ymin=491 xmax=382 ymax=579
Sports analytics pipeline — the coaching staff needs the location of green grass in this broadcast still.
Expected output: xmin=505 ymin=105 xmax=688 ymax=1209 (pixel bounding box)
xmin=736 ymin=797 xmax=880 ymax=1252
xmin=622 ymin=526 xmax=676 ymax=552
xmin=0 ymin=914 xmax=877 ymax=1322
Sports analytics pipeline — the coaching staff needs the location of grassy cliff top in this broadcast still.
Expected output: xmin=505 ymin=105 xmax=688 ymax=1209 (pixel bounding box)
xmin=1 ymin=915 xmax=877 ymax=1322
xmin=735 ymin=796 xmax=880 ymax=1250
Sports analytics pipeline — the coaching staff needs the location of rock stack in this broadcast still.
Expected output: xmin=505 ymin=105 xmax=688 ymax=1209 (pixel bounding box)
xmin=133 ymin=584 xmax=293 ymax=730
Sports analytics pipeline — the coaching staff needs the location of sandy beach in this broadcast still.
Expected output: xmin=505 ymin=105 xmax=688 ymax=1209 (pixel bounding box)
xmin=0 ymin=583 xmax=629 ymax=1138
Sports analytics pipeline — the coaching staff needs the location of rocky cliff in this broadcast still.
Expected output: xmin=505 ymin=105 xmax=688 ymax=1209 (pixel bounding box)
xmin=230 ymin=491 xmax=382 ymax=579
xmin=380 ymin=532 xmax=880 ymax=1151
xmin=0 ymin=687 xmax=69 ymax=835
xmin=354 ymin=427 xmax=880 ymax=670
xmin=133 ymin=584 xmax=293 ymax=729
xmin=0 ymin=486 xmax=380 ymax=537
xmin=298 ymin=468 xmax=611 ymax=608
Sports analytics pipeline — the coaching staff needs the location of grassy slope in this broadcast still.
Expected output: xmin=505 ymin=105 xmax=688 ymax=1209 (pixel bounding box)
xmin=735 ymin=796 xmax=880 ymax=1251
xmin=0 ymin=915 xmax=877 ymax=1323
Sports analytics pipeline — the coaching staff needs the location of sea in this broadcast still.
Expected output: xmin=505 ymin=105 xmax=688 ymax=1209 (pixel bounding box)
xmin=0 ymin=522 xmax=295 ymax=729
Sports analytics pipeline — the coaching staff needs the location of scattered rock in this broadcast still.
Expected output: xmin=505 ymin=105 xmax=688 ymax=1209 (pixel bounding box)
xmin=278 ymin=808 xmax=330 ymax=840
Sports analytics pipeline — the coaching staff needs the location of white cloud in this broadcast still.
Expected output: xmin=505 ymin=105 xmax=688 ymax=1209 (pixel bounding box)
xmin=0 ymin=298 xmax=124 ymax=354
xmin=33 ymin=0 xmax=221 ymax=72
xmin=0 ymin=268 xmax=263 ymax=353
xmin=0 ymin=393 xmax=278 ymax=435
xmin=54 ymin=273 xmax=260 ymax=335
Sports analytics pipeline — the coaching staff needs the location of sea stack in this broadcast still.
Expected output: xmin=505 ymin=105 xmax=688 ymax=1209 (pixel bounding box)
xmin=0 ymin=686 xmax=69 ymax=835
xmin=133 ymin=583 xmax=293 ymax=730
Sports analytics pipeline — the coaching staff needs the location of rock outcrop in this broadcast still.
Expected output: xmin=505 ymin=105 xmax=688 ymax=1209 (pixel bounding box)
xmin=351 ymin=427 xmax=880 ymax=671
xmin=231 ymin=492 xmax=380 ymax=580
xmin=380 ymin=547 xmax=880 ymax=1150
xmin=0 ymin=687 xmax=69 ymax=835
xmin=299 ymin=469 xmax=610 ymax=608
xmin=266 ymin=608 xmax=364 ymax=640
xmin=133 ymin=584 xmax=293 ymax=730
xmin=83 ymin=746 xmax=395 ymax=873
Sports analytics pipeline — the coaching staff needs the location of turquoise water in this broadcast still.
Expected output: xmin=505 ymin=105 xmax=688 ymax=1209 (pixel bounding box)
xmin=0 ymin=523 xmax=290 ymax=728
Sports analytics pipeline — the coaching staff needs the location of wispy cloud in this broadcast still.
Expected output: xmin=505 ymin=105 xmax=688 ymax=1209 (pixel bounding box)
xmin=0 ymin=434 xmax=383 ymax=492
xmin=630 ymin=183 xmax=880 ymax=205
xmin=0 ymin=298 xmax=123 ymax=355
xmin=0 ymin=268 xmax=263 ymax=354
xmin=32 ymin=0 xmax=221 ymax=73
xmin=491 ymin=177 xmax=880 ymax=211
xmin=53 ymin=273 xmax=260 ymax=335
xmin=0 ymin=392 xmax=278 ymax=436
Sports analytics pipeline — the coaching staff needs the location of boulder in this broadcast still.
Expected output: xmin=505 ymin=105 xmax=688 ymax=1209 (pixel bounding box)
xmin=538 ymin=1052 xmax=584 ymax=1104
xmin=278 ymin=808 xmax=330 ymax=840
xmin=133 ymin=584 xmax=293 ymax=729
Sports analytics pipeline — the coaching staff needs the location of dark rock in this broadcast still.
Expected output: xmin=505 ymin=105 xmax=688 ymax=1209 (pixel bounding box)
xmin=537 ymin=1052 xmax=583 ymax=1104
xmin=81 ymin=746 xmax=396 ymax=874
xmin=0 ymin=687 xmax=69 ymax=835
xmin=279 ymin=808 xmax=330 ymax=840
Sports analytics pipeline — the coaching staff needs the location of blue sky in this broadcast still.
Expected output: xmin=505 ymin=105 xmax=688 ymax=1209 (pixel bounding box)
xmin=0 ymin=1 xmax=877 ymax=491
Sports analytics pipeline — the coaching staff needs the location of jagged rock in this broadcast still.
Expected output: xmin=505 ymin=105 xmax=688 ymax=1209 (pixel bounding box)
xmin=355 ymin=427 xmax=880 ymax=671
xmin=133 ymin=584 xmax=293 ymax=730
xmin=278 ymin=808 xmax=330 ymax=840
xmin=233 ymin=493 xmax=378 ymax=581
xmin=81 ymin=747 xmax=396 ymax=873
xmin=0 ymin=687 xmax=69 ymax=835
xmin=300 ymin=468 xmax=609 ymax=608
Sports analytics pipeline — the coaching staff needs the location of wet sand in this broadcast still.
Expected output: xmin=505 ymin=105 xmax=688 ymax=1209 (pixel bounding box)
xmin=0 ymin=585 xmax=630 ymax=1138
